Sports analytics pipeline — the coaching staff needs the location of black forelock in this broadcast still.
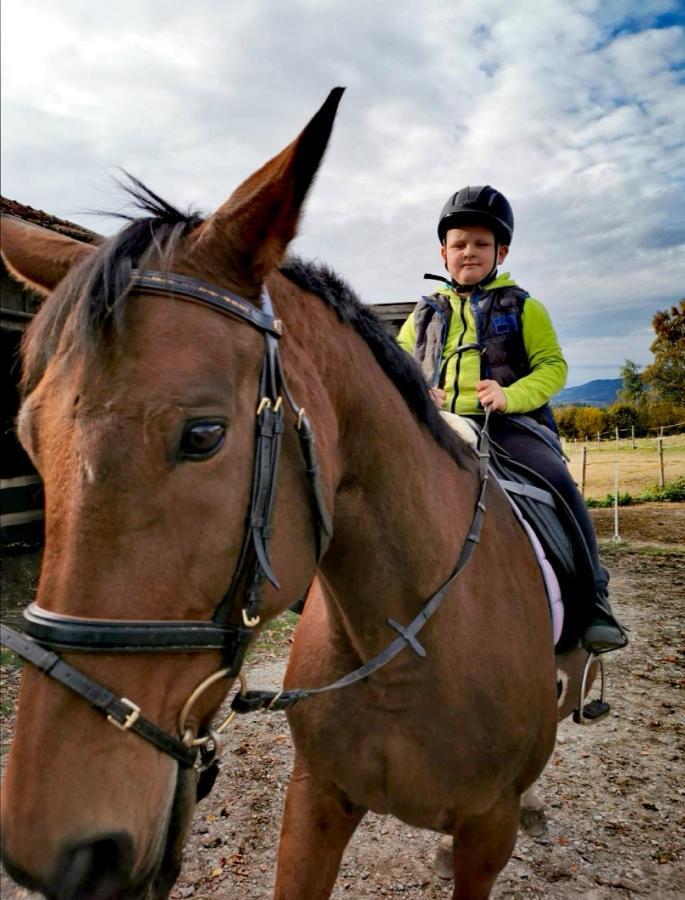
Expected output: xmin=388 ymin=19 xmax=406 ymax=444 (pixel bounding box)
xmin=21 ymin=176 xmax=204 ymax=394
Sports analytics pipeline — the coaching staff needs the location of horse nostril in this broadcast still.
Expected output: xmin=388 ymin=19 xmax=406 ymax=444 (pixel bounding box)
xmin=54 ymin=832 xmax=135 ymax=900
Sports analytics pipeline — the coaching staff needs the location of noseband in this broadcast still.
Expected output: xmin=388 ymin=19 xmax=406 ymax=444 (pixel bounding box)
xmin=0 ymin=269 xmax=333 ymax=786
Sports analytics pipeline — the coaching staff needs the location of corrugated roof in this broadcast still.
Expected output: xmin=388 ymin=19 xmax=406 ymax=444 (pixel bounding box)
xmin=1 ymin=196 xmax=101 ymax=244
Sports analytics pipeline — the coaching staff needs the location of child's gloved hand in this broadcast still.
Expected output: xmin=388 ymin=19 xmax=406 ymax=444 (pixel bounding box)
xmin=477 ymin=379 xmax=508 ymax=412
xmin=429 ymin=386 xmax=446 ymax=408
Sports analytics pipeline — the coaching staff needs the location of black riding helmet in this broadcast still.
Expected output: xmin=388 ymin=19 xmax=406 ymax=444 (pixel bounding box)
xmin=437 ymin=185 xmax=514 ymax=245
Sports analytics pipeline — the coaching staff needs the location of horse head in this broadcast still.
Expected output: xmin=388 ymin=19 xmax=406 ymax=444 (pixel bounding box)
xmin=0 ymin=89 xmax=343 ymax=899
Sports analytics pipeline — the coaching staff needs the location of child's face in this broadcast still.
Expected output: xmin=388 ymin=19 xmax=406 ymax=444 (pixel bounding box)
xmin=440 ymin=225 xmax=508 ymax=286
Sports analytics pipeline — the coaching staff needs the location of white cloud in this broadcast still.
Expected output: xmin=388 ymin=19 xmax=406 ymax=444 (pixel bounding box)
xmin=1 ymin=0 xmax=683 ymax=387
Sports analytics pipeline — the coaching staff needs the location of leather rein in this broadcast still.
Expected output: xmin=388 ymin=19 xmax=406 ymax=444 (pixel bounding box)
xmin=0 ymin=269 xmax=492 ymax=795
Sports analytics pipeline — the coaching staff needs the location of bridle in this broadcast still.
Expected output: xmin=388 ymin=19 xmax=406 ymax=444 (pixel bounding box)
xmin=0 ymin=268 xmax=493 ymax=799
xmin=0 ymin=269 xmax=333 ymax=792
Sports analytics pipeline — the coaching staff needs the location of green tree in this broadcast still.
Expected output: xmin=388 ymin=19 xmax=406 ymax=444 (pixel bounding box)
xmin=619 ymin=359 xmax=645 ymax=405
xmin=643 ymin=300 xmax=685 ymax=403
xmin=605 ymin=403 xmax=642 ymax=435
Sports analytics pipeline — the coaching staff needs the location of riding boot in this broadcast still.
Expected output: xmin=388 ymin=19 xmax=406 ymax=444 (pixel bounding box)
xmin=582 ymin=581 xmax=628 ymax=653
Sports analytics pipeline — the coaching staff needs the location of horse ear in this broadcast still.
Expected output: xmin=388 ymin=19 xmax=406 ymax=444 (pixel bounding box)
xmin=1 ymin=216 xmax=96 ymax=297
xmin=198 ymin=87 xmax=345 ymax=289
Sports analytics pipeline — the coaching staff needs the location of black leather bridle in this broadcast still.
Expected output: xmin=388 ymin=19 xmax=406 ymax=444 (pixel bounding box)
xmin=0 ymin=268 xmax=493 ymax=798
xmin=0 ymin=269 xmax=333 ymax=786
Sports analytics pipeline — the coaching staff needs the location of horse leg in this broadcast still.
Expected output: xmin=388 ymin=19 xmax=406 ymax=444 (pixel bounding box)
xmin=519 ymin=782 xmax=548 ymax=837
xmin=274 ymin=755 xmax=366 ymax=900
xmin=450 ymin=793 xmax=520 ymax=900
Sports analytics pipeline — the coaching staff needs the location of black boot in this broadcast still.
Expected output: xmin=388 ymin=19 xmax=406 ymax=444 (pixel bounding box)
xmin=582 ymin=588 xmax=628 ymax=653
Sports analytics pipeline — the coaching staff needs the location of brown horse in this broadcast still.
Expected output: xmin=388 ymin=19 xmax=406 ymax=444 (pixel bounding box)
xmin=0 ymin=90 xmax=591 ymax=900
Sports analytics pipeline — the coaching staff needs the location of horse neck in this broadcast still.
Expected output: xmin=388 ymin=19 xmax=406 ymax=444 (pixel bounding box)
xmin=274 ymin=275 xmax=479 ymax=634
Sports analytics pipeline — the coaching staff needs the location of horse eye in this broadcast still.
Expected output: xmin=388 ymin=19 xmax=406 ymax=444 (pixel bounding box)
xmin=179 ymin=421 xmax=226 ymax=460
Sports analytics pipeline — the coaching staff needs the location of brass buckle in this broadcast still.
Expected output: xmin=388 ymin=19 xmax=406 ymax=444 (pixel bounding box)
xmin=242 ymin=608 xmax=261 ymax=628
xmin=107 ymin=698 xmax=141 ymax=732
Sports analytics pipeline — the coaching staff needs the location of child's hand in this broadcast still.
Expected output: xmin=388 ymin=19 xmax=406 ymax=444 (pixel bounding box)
xmin=429 ymin=386 xmax=446 ymax=408
xmin=477 ymin=379 xmax=508 ymax=412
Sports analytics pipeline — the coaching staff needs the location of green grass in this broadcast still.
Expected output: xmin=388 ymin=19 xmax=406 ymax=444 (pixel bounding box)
xmin=249 ymin=610 xmax=299 ymax=659
xmin=0 ymin=647 xmax=21 ymax=671
xmin=599 ymin=541 xmax=685 ymax=559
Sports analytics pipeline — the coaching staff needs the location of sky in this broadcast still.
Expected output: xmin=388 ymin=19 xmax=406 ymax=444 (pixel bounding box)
xmin=2 ymin=0 xmax=684 ymax=386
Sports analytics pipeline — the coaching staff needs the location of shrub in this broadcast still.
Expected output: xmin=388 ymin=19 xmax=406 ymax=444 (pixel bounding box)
xmin=586 ymin=492 xmax=633 ymax=508
xmin=637 ymin=476 xmax=685 ymax=503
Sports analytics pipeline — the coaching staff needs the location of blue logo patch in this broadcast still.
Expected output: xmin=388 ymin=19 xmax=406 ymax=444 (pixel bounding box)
xmin=492 ymin=311 xmax=518 ymax=335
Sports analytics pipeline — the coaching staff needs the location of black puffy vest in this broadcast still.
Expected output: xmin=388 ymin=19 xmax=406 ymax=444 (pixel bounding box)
xmin=476 ymin=286 xmax=530 ymax=385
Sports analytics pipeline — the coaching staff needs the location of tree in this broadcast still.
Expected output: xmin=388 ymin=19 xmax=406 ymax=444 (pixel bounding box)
xmin=605 ymin=403 xmax=641 ymax=434
xmin=574 ymin=406 xmax=605 ymax=439
xmin=619 ymin=359 xmax=645 ymax=405
xmin=643 ymin=300 xmax=685 ymax=404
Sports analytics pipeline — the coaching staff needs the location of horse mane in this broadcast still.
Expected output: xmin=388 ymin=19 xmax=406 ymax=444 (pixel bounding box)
xmin=21 ymin=179 xmax=471 ymax=467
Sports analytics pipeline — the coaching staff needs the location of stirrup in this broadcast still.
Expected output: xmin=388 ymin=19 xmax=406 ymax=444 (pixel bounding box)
xmin=573 ymin=652 xmax=611 ymax=726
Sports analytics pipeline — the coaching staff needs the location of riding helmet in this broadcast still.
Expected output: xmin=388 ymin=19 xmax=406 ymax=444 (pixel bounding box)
xmin=437 ymin=185 xmax=514 ymax=245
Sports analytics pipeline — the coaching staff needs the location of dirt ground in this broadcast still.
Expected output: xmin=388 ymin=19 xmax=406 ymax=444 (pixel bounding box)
xmin=1 ymin=503 xmax=683 ymax=899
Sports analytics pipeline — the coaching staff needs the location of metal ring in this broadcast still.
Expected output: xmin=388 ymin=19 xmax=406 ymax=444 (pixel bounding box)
xmin=179 ymin=670 xmax=247 ymax=747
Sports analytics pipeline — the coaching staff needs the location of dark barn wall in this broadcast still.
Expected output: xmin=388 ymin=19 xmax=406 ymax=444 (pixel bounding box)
xmin=1 ymin=201 xmax=98 ymax=549
xmin=1 ymin=271 xmax=45 ymax=546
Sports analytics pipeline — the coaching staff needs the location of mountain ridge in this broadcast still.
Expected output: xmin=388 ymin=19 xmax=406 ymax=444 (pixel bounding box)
xmin=552 ymin=378 xmax=622 ymax=407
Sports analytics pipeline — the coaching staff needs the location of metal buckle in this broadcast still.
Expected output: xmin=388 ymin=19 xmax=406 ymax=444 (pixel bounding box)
xmin=242 ymin=608 xmax=261 ymax=628
xmin=107 ymin=698 xmax=141 ymax=732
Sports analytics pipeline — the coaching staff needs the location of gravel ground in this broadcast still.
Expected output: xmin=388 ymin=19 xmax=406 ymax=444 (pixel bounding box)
xmin=1 ymin=504 xmax=683 ymax=899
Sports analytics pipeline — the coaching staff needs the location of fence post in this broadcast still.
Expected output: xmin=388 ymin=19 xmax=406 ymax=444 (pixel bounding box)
xmin=631 ymin=425 xmax=635 ymax=450
xmin=596 ymin=431 xmax=601 ymax=445
xmin=612 ymin=462 xmax=621 ymax=542
xmin=615 ymin=426 xmax=620 ymax=448
xmin=580 ymin=445 xmax=587 ymax=497
xmin=657 ymin=437 xmax=665 ymax=488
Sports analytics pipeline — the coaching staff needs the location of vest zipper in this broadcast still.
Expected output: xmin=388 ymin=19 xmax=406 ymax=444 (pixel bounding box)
xmin=449 ymin=296 xmax=468 ymax=414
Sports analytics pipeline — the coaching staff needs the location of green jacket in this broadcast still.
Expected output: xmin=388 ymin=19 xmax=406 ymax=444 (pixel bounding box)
xmin=397 ymin=273 xmax=568 ymax=416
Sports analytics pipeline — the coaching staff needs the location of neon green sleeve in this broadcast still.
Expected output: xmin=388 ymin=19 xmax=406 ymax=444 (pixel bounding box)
xmin=502 ymin=297 xmax=568 ymax=413
xmin=397 ymin=312 xmax=416 ymax=354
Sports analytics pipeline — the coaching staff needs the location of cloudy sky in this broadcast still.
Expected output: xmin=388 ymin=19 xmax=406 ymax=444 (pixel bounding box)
xmin=2 ymin=0 xmax=684 ymax=386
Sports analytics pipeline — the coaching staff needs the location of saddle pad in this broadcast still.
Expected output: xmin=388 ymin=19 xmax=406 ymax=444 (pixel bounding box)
xmin=440 ymin=411 xmax=595 ymax=650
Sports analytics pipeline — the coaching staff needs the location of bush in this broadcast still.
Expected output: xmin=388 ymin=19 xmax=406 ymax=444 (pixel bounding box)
xmin=585 ymin=477 xmax=685 ymax=507
xmin=637 ymin=476 xmax=685 ymax=503
xmin=586 ymin=492 xmax=633 ymax=508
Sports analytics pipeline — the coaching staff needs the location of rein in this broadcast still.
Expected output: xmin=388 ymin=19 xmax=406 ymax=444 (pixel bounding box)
xmin=0 ymin=269 xmax=491 ymax=795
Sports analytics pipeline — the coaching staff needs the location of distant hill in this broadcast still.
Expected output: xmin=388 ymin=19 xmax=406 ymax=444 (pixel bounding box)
xmin=552 ymin=378 xmax=622 ymax=407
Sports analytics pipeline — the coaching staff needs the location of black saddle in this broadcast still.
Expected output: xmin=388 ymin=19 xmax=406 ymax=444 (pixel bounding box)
xmin=487 ymin=442 xmax=596 ymax=651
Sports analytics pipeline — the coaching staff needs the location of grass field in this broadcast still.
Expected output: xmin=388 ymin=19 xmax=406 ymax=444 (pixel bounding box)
xmin=563 ymin=433 xmax=685 ymax=499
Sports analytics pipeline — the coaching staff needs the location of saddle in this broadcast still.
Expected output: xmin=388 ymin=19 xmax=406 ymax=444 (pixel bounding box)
xmin=444 ymin=412 xmax=596 ymax=652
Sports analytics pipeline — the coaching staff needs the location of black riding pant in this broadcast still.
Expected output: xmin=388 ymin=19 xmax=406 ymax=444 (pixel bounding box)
xmin=486 ymin=416 xmax=608 ymax=590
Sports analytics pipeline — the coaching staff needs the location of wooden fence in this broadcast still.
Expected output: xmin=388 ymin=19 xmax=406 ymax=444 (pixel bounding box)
xmin=562 ymin=430 xmax=685 ymax=499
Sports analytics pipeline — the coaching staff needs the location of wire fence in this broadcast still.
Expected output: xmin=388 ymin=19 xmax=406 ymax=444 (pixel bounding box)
xmin=561 ymin=432 xmax=685 ymax=498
